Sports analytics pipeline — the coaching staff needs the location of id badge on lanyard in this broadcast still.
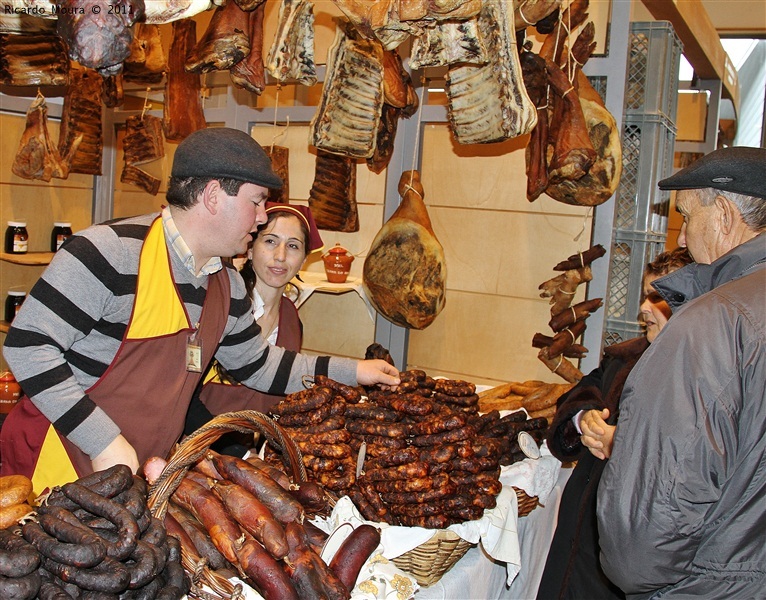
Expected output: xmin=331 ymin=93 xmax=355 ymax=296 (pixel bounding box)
xmin=186 ymin=324 xmax=203 ymax=372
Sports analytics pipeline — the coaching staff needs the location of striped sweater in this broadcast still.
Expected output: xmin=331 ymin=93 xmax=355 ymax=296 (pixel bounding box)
xmin=3 ymin=213 xmax=357 ymax=459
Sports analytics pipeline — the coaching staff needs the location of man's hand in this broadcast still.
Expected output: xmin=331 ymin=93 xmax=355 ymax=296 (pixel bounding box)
xmin=91 ymin=435 xmax=140 ymax=474
xmin=356 ymin=359 xmax=400 ymax=389
xmin=580 ymin=408 xmax=616 ymax=460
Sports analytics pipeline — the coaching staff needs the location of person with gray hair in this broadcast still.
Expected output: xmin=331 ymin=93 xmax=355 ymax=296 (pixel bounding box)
xmin=597 ymin=146 xmax=766 ymax=598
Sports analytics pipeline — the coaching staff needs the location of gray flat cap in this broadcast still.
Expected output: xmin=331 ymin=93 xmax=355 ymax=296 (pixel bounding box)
xmin=658 ymin=146 xmax=766 ymax=199
xmin=171 ymin=127 xmax=283 ymax=189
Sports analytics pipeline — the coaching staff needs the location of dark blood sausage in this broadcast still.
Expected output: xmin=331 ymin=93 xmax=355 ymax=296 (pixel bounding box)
xmin=212 ymin=480 xmax=288 ymax=560
xmin=44 ymin=464 xmax=134 ymax=511
xmin=42 ymin=555 xmax=130 ymax=594
xmin=126 ymin=539 xmax=162 ymax=589
xmin=0 ymin=526 xmax=40 ymax=577
xmin=211 ymin=454 xmax=304 ymax=525
xmin=345 ymin=420 xmax=409 ymax=439
xmin=37 ymin=578 xmax=73 ymax=600
xmin=140 ymin=517 xmax=167 ymax=548
xmin=114 ymin=476 xmax=151 ymax=533
xmin=328 ymin=524 xmax=381 ymax=592
xmin=160 ymin=535 xmax=190 ymax=596
xmin=313 ymin=375 xmax=362 ymax=404
xmin=167 ymin=503 xmax=227 ymax=570
xmin=61 ymin=482 xmax=140 ymax=562
xmin=23 ymin=516 xmax=107 ymax=568
xmin=0 ymin=569 xmax=41 ymax=599
xmin=171 ymin=478 xmax=242 ymax=565
xmin=236 ymin=533 xmax=299 ymax=600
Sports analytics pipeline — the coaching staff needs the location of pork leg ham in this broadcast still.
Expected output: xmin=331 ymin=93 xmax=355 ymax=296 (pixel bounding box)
xmin=164 ymin=19 xmax=207 ymax=142
xmin=363 ymin=171 xmax=446 ymax=329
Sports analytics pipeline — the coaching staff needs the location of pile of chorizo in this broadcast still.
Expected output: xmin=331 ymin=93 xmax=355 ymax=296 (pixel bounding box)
xmin=269 ymin=370 xmax=550 ymax=529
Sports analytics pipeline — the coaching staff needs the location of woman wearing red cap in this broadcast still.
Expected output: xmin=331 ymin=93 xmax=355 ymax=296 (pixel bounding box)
xmin=185 ymin=202 xmax=324 ymax=438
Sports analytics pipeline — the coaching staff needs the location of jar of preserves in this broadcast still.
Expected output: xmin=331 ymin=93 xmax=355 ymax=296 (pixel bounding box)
xmin=0 ymin=371 xmax=22 ymax=414
xmin=5 ymin=290 xmax=26 ymax=322
xmin=4 ymin=221 xmax=28 ymax=254
xmin=51 ymin=222 xmax=73 ymax=251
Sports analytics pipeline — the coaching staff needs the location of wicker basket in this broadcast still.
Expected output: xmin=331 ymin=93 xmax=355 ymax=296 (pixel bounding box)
xmin=391 ymin=486 xmax=538 ymax=587
xmin=146 ymin=410 xmax=307 ymax=600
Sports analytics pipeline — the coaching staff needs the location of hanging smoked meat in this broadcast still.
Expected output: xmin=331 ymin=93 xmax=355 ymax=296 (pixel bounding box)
xmin=56 ymin=0 xmax=145 ymax=76
xmin=265 ymin=0 xmax=316 ymax=86
xmin=363 ymin=170 xmax=446 ymax=329
xmin=0 ymin=32 xmax=68 ymax=86
xmin=123 ymin=23 xmax=167 ymax=84
xmin=186 ymin=0 xmax=250 ymax=73
xmin=58 ymin=67 xmax=103 ymax=175
xmin=101 ymin=74 xmax=124 ymax=108
xmin=12 ymin=94 xmax=81 ymax=182
xmin=120 ymin=114 xmax=164 ymax=195
xmin=308 ymin=150 xmax=359 ymax=232
xmin=267 ymin=146 xmax=290 ymax=204
xmin=164 ymin=19 xmax=207 ymax=142
xmin=230 ymin=2 xmax=267 ymax=94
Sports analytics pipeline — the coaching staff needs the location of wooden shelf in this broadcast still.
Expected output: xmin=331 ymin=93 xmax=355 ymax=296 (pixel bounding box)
xmin=0 ymin=251 xmax=54 ymax=265
xmin=0 ymin=321 xmax=9 ymax=334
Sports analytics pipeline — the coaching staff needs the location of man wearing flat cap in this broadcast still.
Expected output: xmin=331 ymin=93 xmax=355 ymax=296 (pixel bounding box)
xmin=1 ymin=128 xmax=399 ymax=493
xmin=597 ymin=146 xmax=766 ymax=598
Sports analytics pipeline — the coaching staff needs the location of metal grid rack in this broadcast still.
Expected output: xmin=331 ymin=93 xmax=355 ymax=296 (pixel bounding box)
xmin=603 ymin=21 xmax=682 ymax=345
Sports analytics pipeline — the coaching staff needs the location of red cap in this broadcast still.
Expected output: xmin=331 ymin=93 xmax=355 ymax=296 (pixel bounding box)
xmin=264 ymin=202 xmax=324 ymax=253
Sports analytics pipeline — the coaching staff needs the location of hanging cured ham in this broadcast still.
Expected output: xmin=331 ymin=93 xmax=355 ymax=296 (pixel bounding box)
xmin=12 ymin=94 xmax=81 ymax=182
xmin=363 ymin=171 xmax=446 ymax=329
xmin=121 ymin=114 xmax=165 ymax=195
xmin=164 ymin=19 xmax=207 ymax=142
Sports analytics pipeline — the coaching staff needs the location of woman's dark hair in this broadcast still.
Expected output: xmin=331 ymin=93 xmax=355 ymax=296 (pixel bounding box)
xmin=645 ymin=247 xmax=693 ymax=278
xmin=166 ymin=177 xmax=246 ymax=209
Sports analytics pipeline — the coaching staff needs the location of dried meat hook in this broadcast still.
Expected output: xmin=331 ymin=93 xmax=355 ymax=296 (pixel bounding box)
xmin=270 ymin=86 xmax=289 ymax=153
xmin=408 ymin=74 xmax=428 ymax=189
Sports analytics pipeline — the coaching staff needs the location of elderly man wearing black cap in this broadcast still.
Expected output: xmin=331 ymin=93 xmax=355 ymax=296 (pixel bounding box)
xmin=596 ymin=146 xmax=766 ymax=598
xmin=0 ymin=128 xmax=399 ymax=493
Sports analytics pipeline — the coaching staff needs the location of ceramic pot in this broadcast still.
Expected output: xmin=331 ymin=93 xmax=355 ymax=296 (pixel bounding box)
xmin=323 ymin=244 xmax=354 ymax=283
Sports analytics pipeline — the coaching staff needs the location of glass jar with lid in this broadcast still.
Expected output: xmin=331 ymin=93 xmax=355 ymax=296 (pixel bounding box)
xmin=5 ymin=221 xmax=28 ymax=254
xmin=51 ymin=222 xmax=73 ymax=251
xmin=5 ymin=290 xmax=26 ymax=322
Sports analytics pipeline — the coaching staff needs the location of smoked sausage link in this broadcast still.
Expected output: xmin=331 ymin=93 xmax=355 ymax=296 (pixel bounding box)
xmin=0 ymin=526 xmax=40 ymax=577
xmin=235 ymin=533 xmax=299 ymax=600
xmin=328 ymin=524 xmax=381 ymax=592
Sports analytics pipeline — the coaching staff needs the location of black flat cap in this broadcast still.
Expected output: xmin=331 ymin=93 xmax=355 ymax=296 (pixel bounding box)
xmin=171 ymin=127 xmax=283 ymax=189
xmin=658 ymin=146 xmax=766 ymax=199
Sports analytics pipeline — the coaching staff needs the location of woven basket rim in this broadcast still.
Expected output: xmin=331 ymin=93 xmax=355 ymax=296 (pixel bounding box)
xmin=146 ymin=410 xmax=305 ymax=600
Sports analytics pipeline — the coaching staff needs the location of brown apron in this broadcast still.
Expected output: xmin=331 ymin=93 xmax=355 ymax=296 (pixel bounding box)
xmin=200 ymin=296 xmax=302 ymax=415
xmin=0 ymin=218 xmax=230 ymax=490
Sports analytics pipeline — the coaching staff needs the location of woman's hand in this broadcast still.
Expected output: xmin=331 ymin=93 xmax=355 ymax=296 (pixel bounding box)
xmin=356 ymin=359 xmax=400 ymax=389
xmin=580 ymin=408 xmax=616 ymax=460
xmin=91 ymin=435 xmax=140 ymax=474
